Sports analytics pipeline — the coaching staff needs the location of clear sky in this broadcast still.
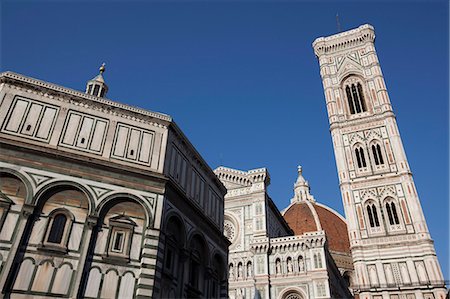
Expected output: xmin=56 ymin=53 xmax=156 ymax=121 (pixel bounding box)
xmin=2 ymin=0 xmax=448 ymax=280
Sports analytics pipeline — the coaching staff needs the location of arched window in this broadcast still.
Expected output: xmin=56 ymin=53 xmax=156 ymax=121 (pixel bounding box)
xmin=371 ymin=143 xmax=385 ymax=165
xmin=42 ymin=209 xmax=74 ymax=252
xmin=385 ymin=201 xmax=400 ymax=225
xmin=47 ymin=214 xmax=67 ymax=244
xmin=355 ymin=147 xmax=367 ymax=168
xmin=366 ymin=203 xmax=380 ymax=227
xmin=345 ymin=82 xmax=367 ymax=114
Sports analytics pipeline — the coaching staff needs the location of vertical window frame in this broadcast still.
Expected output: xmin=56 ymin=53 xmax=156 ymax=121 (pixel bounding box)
xmin=41 ymin=208 xmax=74 ymax=253
xmin=343 ymin=77 xmax=369 ymax=116
xmin=103 ymin=215 xmax=136 ymax=262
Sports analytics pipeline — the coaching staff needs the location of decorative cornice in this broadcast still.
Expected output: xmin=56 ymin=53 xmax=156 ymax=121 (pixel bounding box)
xmin=313 ymin=24 xmax=375 ymax=57
xmin=0 ymin=71 xmax=172 ymax=127
xmin=215 ymin=166 xmax=271 ymax=190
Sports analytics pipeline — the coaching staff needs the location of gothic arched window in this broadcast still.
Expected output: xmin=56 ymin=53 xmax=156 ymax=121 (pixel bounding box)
xmin=366 ymin=203 xmax=380 ymax=228
xmin=371 ymin=143 xmax=385 ymax=165
xmin=345 ymin=82 xmax=367 ymax=114
xmin=355 ymin=146 xmax=367 ymax=168
xmin=385 ymin=201 xmax=400 ymax=225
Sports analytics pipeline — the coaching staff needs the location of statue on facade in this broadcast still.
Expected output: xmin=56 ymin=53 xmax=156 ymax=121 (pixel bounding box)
xmin=247 ymin=262 xmax=253 ymax=277
xmin=287 ymin=259 xmax=293 ymax=273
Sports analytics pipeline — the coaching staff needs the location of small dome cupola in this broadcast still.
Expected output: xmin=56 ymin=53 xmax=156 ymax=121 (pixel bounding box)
xmin=293 ymin=165 xmax=315 ymax=203
xmin=86 ymin=63 xmax=108 ymax=97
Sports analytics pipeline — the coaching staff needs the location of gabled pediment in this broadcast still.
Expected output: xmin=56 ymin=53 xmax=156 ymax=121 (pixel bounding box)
xmin=338 ymin=58 xmax=363 ymax=74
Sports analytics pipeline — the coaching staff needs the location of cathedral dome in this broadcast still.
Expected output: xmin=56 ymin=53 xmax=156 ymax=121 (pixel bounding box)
xmin=283 ymin=201 xmax=350 ymax=254
xmin=281 ymin=166 xmax=350 ymax=254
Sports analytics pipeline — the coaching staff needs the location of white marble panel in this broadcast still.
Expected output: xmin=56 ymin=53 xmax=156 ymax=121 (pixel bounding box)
xmin=113 ymin=125 xmax=129 ymax=157
xmin=100 ymin=270 xmax=119 ymax=298
xmin=5 ymin=99 xmax=28 ymax=132
xmin=31 ymin=261 xmax=54 ymax=292
xmin=0 ymin=213 xmax=19 ymax=241
xmin=130 ymin=234 xmax=141 ymax=260
xmin=62 ymin=113 xmax=81 ymax=145
xmin=20 ymin=103 xmax=43 ymax=136
xmin=76 ymin=117 xmax=94 ymax=149
xmin=139 ymin=132 xmax=153 ymax=163
xmin=84 ymin=267 xmax=101 ymax=297
xmin=118 ymin=272 xmax=135 ymax=299
xmin=68 ymin=223 xmax=83 ymax=251
xmin=51 ymin=263 xmax=73 ymax=295
xmin=94 ymin=230 xmax=107 ymax=254
xmin=13 ymin=258 xmax=35 ymax=291
xmin=35 ymin=107 xmax=57 ymax=140
xmin=29 ymin=217 xmax=47 ymax=244
xmin=90 ymin=120 xmax=107 ymax=152
xmin=126 ymin=129 xmax=141 ymax=160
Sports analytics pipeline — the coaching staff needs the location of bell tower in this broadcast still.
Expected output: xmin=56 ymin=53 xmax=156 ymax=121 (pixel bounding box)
xmin=312 ymin=24 xmax=446 ymax=299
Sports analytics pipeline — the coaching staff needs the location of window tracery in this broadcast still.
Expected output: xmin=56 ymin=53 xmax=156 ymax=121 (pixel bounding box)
xmin=371 ymin=143 xmax=385 ymax=166
xmin=344 ymin=77 xmax=367 ymax=115
xmin=354 ymin=145 xmax=367 ymax=169
xmin=384 ymin=198 xmax=401 ymax=227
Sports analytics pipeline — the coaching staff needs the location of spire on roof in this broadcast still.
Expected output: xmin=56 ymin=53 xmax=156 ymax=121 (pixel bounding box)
xmin=292 ymin=165 xmax=315 ymax=203
xmin=85 ymin=63 xmax=108 ymax=97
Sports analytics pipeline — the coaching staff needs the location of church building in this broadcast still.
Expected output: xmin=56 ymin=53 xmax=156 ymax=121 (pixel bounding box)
xmin=215 ymin=165 xmax=353 ymax=299
xmin=0 ymin=66 xmax=229 ymax=298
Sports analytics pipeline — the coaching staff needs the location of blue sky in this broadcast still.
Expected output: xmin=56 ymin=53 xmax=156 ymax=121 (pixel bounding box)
xmin=2 ymin=1 xmax=448 ymax=280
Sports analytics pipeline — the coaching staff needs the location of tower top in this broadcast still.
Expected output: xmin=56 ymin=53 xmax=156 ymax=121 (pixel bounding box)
xmin=86 ymin=63 xmax=108 ymax=97
xmin=312 ymin=24 xmax=375 ymax=57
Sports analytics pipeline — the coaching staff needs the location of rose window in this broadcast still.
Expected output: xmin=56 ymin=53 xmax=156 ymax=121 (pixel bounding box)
xmin=224 ymin=220 xmax=236 ymax=242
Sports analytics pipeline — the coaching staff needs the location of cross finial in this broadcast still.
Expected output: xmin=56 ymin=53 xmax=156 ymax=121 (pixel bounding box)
xmin=99 ymin=62 xmax=106 ymax=74
xmin=297 ymin=165 xmax=302 ymax=174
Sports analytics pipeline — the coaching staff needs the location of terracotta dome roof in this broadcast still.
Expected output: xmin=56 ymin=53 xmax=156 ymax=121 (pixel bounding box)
xmin=282 ymin=166 xmax=350 ymax=254
xmin=283 ymin=201 xmax=350 ymax=254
